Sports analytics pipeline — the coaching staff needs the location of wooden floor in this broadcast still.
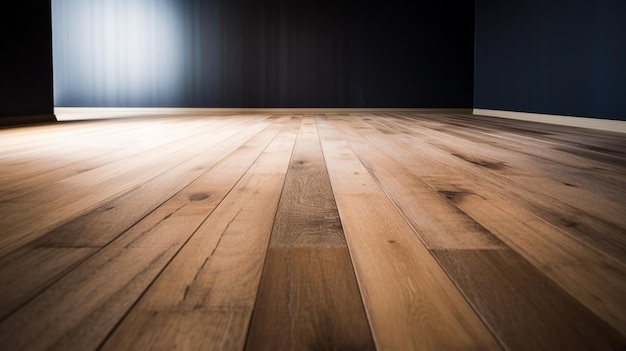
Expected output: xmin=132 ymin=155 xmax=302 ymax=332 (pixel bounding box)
xmin=0 ymin=112 xmax=624 ymax=350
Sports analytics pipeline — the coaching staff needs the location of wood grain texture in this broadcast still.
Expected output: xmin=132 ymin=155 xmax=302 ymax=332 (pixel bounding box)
xmin=246 ymin=248 xmax=374 ymax=351
xmin=329 ymin=116 xmax=504 ymax=250
xmin=265 ymin=118 xmax=347 ymax=248
xmin=318 ymin=119 xmax=501 ymax=350
xmin=0 ymin=117 xmax=290 ymax=350
xmin=0 ymin=117 xmax=233 ymax=201
xmin=433 ymin=249 xmax=626 ymax=351
xmin=354 ymin=114 xmax=626 ymax=334
xmin=0 ymin=117 xmax=267 ymax=257
xmin=387 ymin=113 xmax=626 ymax=262
xmin=246 ymin=117 xmax=374 ymax=350
xmin=0 ymin=113 xmax=624 ymax=350
xmin=0 ymin=117 xmax=278 ymax=321
xmin=100 ymin=118 xmax=300 ymax=351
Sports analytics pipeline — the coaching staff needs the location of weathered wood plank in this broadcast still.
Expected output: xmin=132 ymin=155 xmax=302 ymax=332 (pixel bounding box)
xmin=353 ymin=115 xmax=626 ymax=334
xmin=0 ymin=118 xmax=282 ymax=321
xmin=99 ymin=119 xmax=300 ymax=351
xmin=0 ymin=117 xmax=294 ymax=351
xmin=266 ymin=118 xmax=346 ymax=248
xmin=329 ymin=116 xmax=504 ymax=250
xmin=246 ymin=248 xmax=375 ymax=351
xmin=245 ymin=117 xmax=374 ymax=350
xmin=0 ymin=113 xmax=623 ymax=351
xmin=378 ymin=114 xmax=626 ymax=263
xmin=432 ymin=248 xmax=626 ymax=350
xmin=317 ymin=119 xmax=501 ymax=350
xmin=0 ymin=117 xmax=249 ymax=202
xmin=0 ymin=117 xmax=268 ymax=257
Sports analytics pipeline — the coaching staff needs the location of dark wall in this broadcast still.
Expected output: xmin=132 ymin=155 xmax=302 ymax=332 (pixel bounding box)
xmin=53 ymin=0 xmax=475 ymax=108
xmin=0 ymin=2 xmax=54 ymax=120
xmin=474 ymin=0 xmax=626 ymax=121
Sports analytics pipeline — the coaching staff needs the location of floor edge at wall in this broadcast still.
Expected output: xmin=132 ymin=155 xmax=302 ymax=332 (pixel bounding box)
xmin=473 ymin=108 xmax=626 ymax=134
xmin=54 ymin=107 xmax=473 ymax=121
xmin=0 ymin=114 xmax=57 ymax=127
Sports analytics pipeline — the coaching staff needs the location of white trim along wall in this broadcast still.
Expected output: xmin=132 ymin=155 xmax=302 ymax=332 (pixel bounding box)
xmin=54 ymin=108 xmax=472 ymax=121
xmin=53 ymin=107 xmax=626 ymax=134
xmin=473 ymin=108 xmax=626 ymax=134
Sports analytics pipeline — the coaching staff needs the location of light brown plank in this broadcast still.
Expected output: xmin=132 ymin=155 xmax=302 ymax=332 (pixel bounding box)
xmin=0 ymin=113 xmax=623 ymax=351
xmin=354 ymin=115 xmax=626 ymax=334
xmin=0 ymin=117 xmax=293 ymax=351
xmin=0 ymin=117 xmax=210 ymax=191
xmin=0 ymin=247 xmax=98 ymax=318
xmin=380 ymin=113 xmax=626 ymax=262
xmin=99 ymin=119 xmax=300 ymax=351
xmin=0 ymin=117 xmax=282 ymax=320
xmin=328 ymin=116 xmax=504 ymax=250
xmin=317 ymin=119 xmax=501 ymax=350
xmin=0 ymin=116 xmax=250 ymax=202
xmin=0 ymin=117 xmax=267 ymax=257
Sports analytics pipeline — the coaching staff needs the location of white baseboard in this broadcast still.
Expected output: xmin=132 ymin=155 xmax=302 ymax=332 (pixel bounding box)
xmin=54 ymin=107 xmax=472 ymax=121
xmin=473 ymin=108 xmax=626 ymax=134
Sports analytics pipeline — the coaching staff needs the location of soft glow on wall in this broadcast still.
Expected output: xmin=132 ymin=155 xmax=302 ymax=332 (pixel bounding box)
xmin=52 ymin=0 xmax=184 ymax=107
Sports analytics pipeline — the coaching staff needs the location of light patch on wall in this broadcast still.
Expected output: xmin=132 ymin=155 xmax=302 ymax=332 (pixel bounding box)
xmin=52 ymin=0 xmax=184 ymax=107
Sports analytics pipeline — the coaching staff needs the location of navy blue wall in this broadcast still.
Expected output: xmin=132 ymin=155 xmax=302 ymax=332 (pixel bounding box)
xmin=53 ymin=0 xmax=475 ymax=108
xmin=0 ymin=2 xmax=54 ymax=120
xmin=474 ymin=0 xmax=626 ymax=121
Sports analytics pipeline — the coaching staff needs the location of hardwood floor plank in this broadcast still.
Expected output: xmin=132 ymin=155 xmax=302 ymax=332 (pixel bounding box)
xmin=426 ymin=113 xmax=626 ymax=171
xmin=0 ymin=247 xmax=98 ymax=320
xmin=363 ymin=115 xmax=626 ymax=255
xmin=246 ymin=248 xmax=374 ymax=351
xmin=0 ymin=117 xmax=206 ymax=187
xmin=0 ymin=117 xmax=268 ymax=257
xmin=387 ymin=114 xmax=626 ymax=232
xmin=333 ymin=115 xmax=624 ymax=350
xmin=33 ymin=117 xmax=279 ymax=248
xmin=99 ymin=119 xmax=300 ymax=351
xmin=0 ymin=113 xmax=623 ymax=350
xmin=264 ymin=118 xmax=346 ymax=248
xmin=366 ymin=115 xmax=626 ymax=262
xmin=245 ymin=117 xmax=375 ymax=350
xmin=0 ymin=117 xmax=248 ymax=202
xmin=429 ymin=114 xmax=626 ymax=206
xmin=0 ymin=119 xmax=135 ymax=155
xmin=0 ymin=117 xmax=283 ymax=320
xmin=0 ymin=117 xmax=293 ymax=350
xmin=317 ymin=119 xmax=501 ymax=350
xmin=426 ymin=180 xmax=626 ymax=334
xmin=328 ymin=116 xmax=505 ymax=250
xmin=432 ymin=249 xmax=626 ymax=350
xmin=351 ymin=115 xmax=626 ymax=333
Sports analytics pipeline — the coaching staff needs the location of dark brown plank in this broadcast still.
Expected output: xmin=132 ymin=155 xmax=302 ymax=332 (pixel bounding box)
xmin=432 ymin=249 xmax=626 ymax=351
xmin=245 ymin=118 xmax=375 ymax=350
xmin=247 ymin=248 xmax=374 ymax=351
